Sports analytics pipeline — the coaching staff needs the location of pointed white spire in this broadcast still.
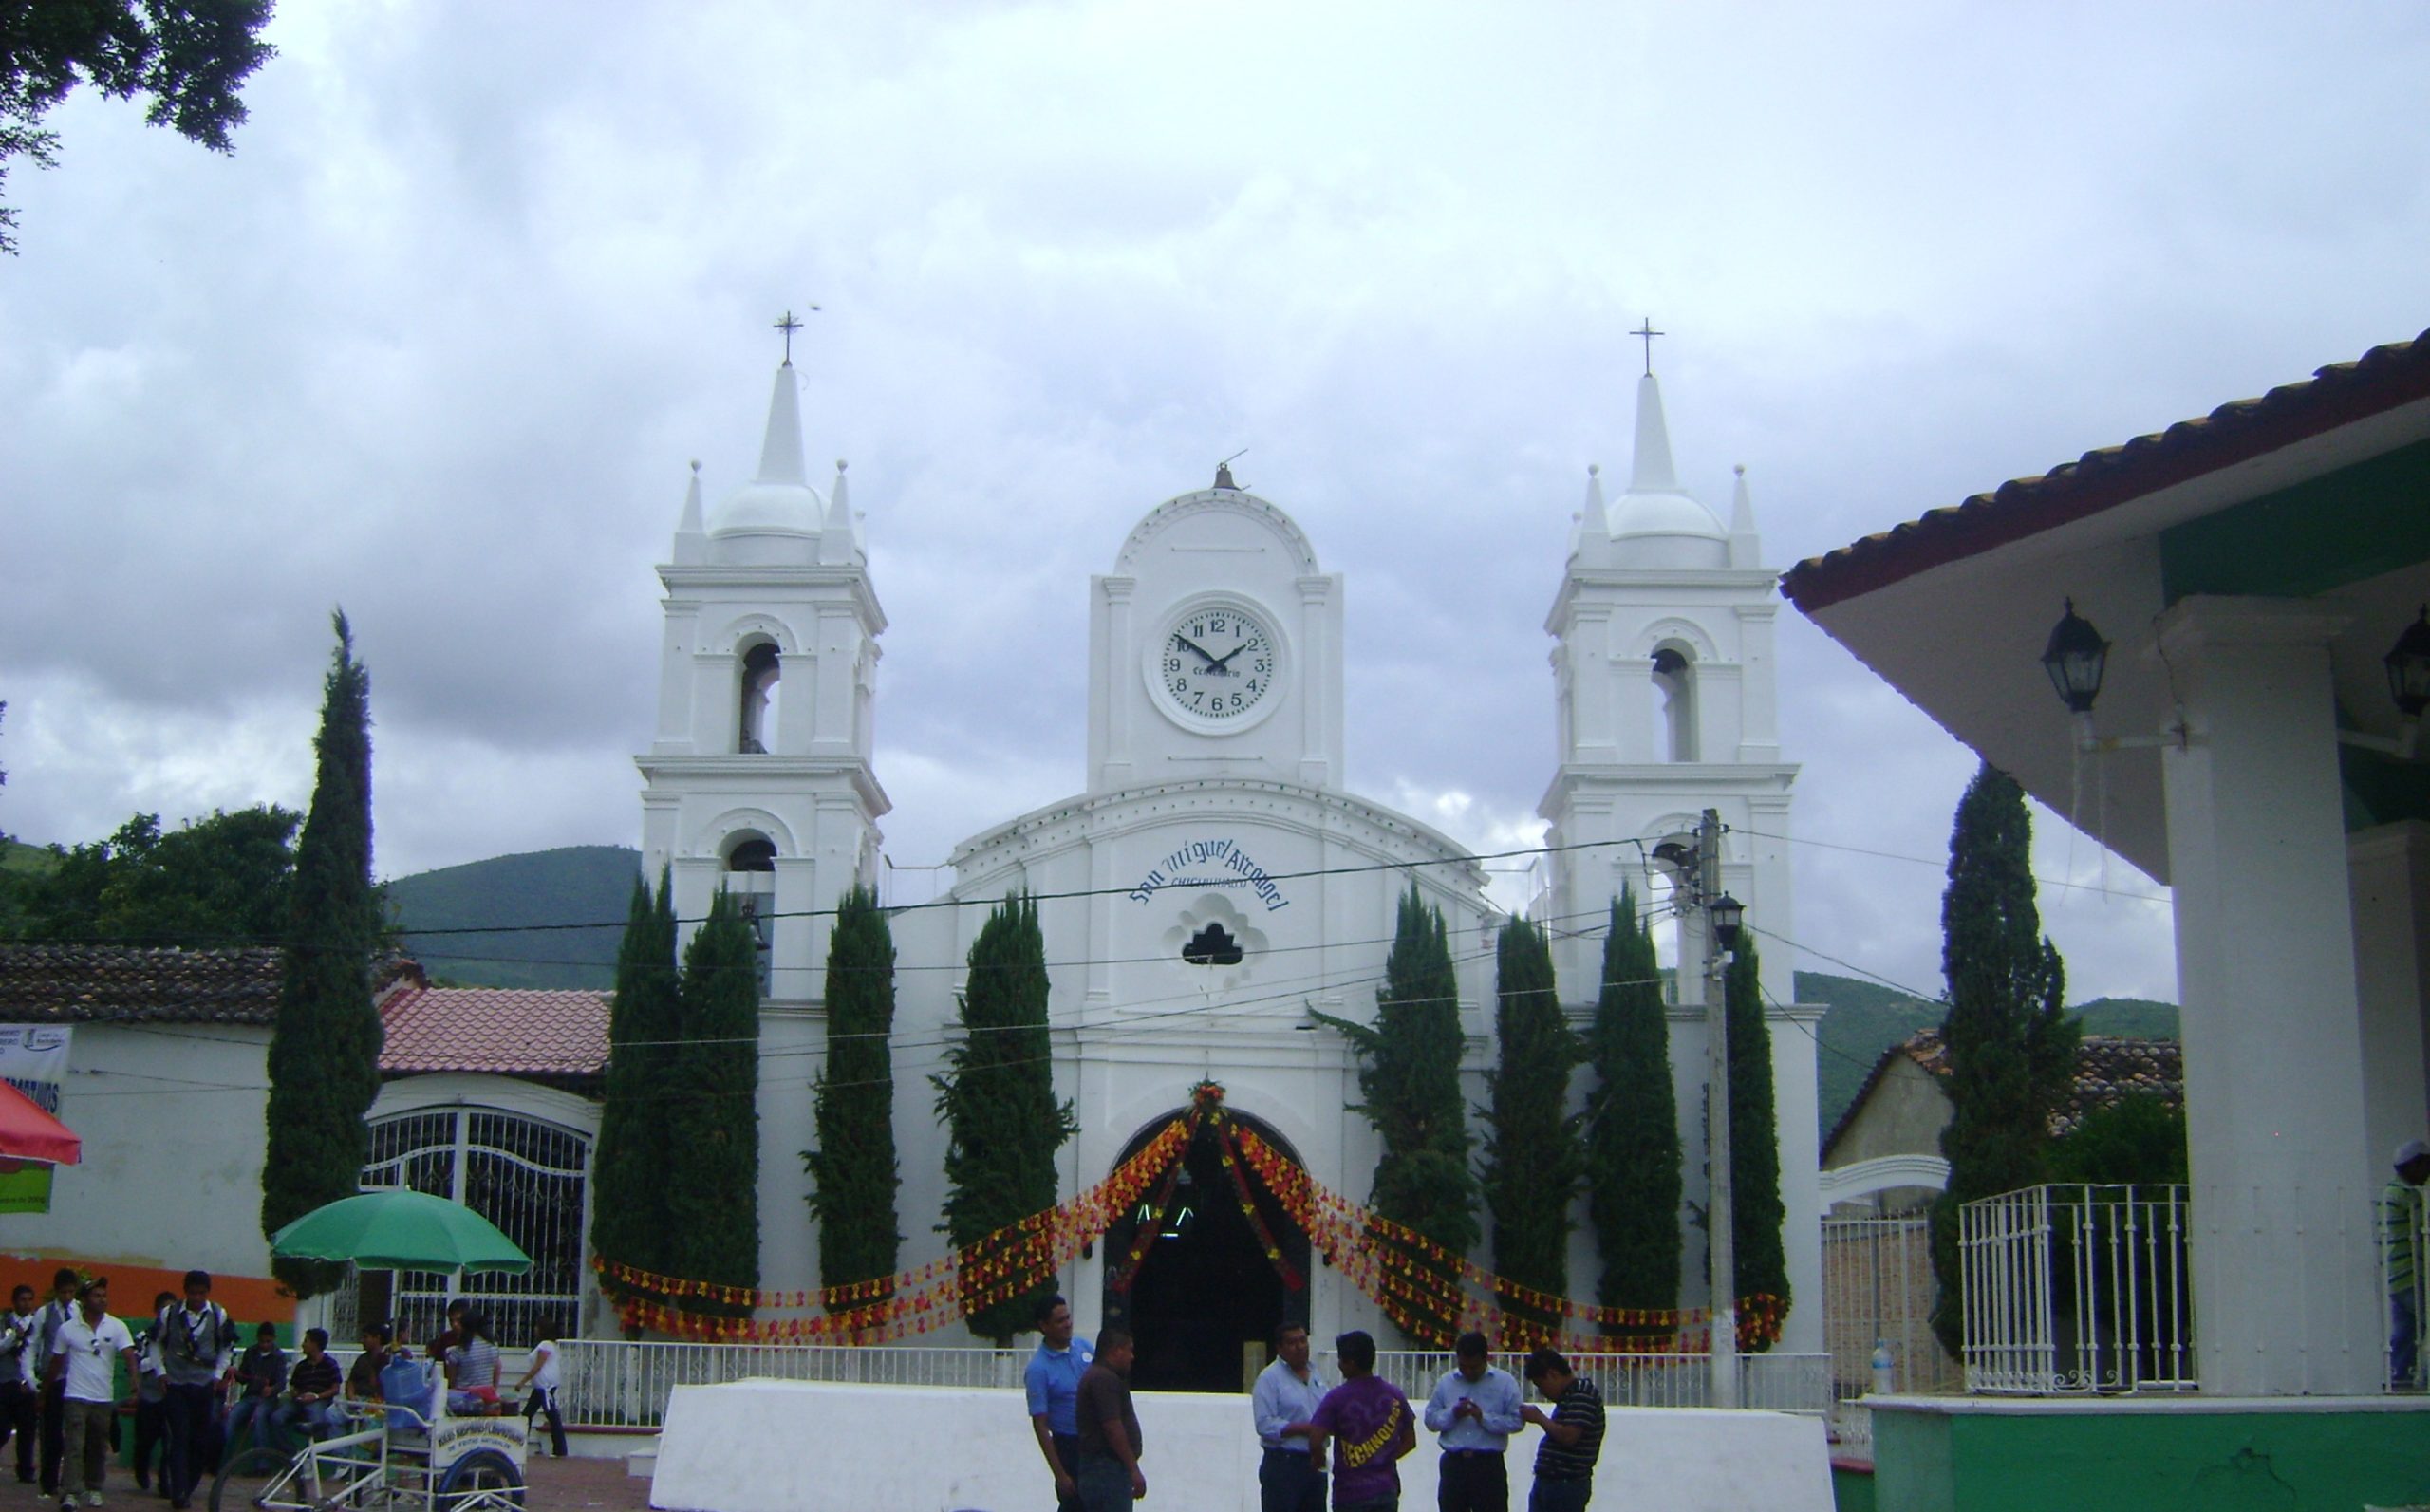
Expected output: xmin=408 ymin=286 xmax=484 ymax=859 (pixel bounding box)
xmin=1729 ymin=464 xmax=1754 ymax=533
xmin=820 ymin=458 xmax=861 ymax=565
xmin=679 ymin=460 xmax=704 ymax=532
xmin=1582 ymin=461 xmax=1607 ymax=518
xmin=672 ymin=459 xmax=707 ymax=564
xmin=755 ymin=364 xmax=809 ymax=486
xmin=1628 ymin=373 xmax=1678 ymax=495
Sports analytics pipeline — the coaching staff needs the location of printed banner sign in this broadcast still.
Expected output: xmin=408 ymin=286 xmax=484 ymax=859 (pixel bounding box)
xmin=0 ymin=1026 xmax=74 ymax=1214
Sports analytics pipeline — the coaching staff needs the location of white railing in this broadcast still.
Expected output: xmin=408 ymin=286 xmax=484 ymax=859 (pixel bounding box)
xmin=557 ymin=1340 xmax=1025 ymax=1428
xmin=1822 ymin=1214 xmax=1960 ymax=1444
xmin=2379 ymin=1181 xmax=2429 ymax=1391
xmin=1959 ymin=1184 xmax=2194 ymax=1394
xmin=551 ymin=1339 xmax=1829 ymax=1428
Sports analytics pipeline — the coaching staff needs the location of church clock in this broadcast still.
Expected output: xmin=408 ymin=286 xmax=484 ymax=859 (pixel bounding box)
xmin=1146 ymin=598 xmax=1283 ymax=732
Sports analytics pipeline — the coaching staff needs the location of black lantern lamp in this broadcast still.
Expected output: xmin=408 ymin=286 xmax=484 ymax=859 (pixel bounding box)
xmin=1709 ymin=893 xmax=1745 ymax=950
xmin=2042 ymin=599 xmax=2110 ymax=716
xmin=2387 ymin=606 xmax=2430 ymax=720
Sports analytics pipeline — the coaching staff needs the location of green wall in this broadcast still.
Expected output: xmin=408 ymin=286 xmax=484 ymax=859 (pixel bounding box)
xmin=1874 ymin=1404 xmax=2430 ymax=1511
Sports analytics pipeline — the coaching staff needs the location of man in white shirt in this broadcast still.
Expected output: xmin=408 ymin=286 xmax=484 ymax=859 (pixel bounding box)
xmin=1249 ymin=1322 xmax=1328 ymax=1512
xmin=1423 ymin=1332 xmax=1524 ymax=1512
xmin=156 ymin=1270 xmax=234 ymax=1511
xmin=47 ymin=1278 xmax=135 ymax=1512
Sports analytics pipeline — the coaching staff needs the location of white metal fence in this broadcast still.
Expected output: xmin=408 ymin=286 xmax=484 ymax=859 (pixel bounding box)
xmin=1958 ymin=1184 xmax=2193 ymax=1394
xmin=1822 ymin=1215 xmax=1959 ymax=1442
xmin=548 ymin=1339 xmax=1829 ymax=1429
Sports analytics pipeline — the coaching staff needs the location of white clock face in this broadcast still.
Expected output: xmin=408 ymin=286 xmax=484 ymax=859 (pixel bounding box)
xmin=1156 ymin=605 xmax=1278 ymax=723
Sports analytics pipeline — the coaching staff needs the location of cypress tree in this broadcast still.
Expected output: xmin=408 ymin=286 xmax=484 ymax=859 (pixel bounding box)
xmin=1930 ymin=761 xmax=2075 ymax=1357
xmin=1586 ymin=887 xmax=1683 ymax=1326
xmin=1724 ymin=935 xmax=1789 ymax=1342
xmin=1481 ymin=915 xmax=1580 ymax=1342
xmin=261 ymin=613 xmax=383 ymax=1298
xmin=667 ymin=888 xmax=761 ymax=1306
xmin=1318 ymin=883 xmax=1478 ymax=1342
xmin=592 ymin=871 xmax=681 ymax=1311
xmin=933 ymin=893 xmax=1074 ymax=1345
xmin=806 ymin=884 xmax=902 ymax=1303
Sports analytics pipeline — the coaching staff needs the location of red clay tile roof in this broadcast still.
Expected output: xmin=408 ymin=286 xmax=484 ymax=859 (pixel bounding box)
xmin=1824 ymin=1027 xmax=2182 ymax=1159
xmin=1782 ymin=329 xmax=2430 ymax=615
xmin=0 ymin=944 xmax=284 ymax=1025
xmin=376 ymin=980 xmax=609 ymax=1077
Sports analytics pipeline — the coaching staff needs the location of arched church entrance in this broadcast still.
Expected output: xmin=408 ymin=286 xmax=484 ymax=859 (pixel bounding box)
xmin=1101 ymin=1108 xmax=1312 ymax=1393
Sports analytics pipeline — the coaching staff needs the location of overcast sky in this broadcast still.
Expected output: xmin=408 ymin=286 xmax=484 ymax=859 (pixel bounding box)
xmin=5 ymin=1 xmax=2427 ymax=1008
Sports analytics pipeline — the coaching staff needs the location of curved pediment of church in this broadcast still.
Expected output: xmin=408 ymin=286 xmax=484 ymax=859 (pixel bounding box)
xmin=946 ymin=777 xmax=1490 ymax=902
xmin=1114 ymin=486 xmax=1321 ymax=574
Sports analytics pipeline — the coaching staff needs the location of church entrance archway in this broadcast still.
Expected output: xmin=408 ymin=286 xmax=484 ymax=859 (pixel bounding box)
xmin=1100 ymin=1108 xmax=1311 ymax=1393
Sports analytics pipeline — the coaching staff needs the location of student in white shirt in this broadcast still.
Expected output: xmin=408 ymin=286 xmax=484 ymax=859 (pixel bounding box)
xmin=47 ymin=1278 xmax=136 ymax=1512
xmin=514 ymin=1335 xmax=566 ymax=1457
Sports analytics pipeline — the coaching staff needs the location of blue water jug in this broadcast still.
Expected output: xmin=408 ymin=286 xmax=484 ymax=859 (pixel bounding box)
xmin=381 ymin=1356 xmax=435 ymax=1431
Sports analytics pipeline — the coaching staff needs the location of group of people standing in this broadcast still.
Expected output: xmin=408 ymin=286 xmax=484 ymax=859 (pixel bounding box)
xmin=1026 ymin=1296 xmax=1607 ymax=1512
xmin=0 ymin=1272 xmax=570 ymax=1512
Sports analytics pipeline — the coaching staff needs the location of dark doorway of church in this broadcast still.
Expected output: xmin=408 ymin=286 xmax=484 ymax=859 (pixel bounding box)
xmin=1101 ymin=1110 xmax=1311 ymax=1393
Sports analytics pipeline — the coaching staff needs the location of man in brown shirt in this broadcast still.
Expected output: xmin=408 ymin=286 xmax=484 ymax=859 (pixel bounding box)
xmin=1074 ymin=1328 xmax=1144 ymax=1510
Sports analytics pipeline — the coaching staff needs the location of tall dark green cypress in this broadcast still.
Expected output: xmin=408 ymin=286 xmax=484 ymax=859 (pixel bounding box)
xmin=1318 ymin=883 xmax=1478 ymax=1342
xmin=806 ymin=884 xmax=902 ymax=1302
xmin=933 ymin=893 xmax=1074 ymax=1344
xmin=261 ymin=613 xmax=383 ymax=1298
xmin=667 ymin=888 xmax=760 ymax=1306
xmin=1481 ymin=915 xmax=1580 ymax=1342
xmin=1586 ymin=887 xmax=1683 ymax=1325
xmin=592 ymin=871 xmax=680 ymax=1312
xmin=1724 ymin=936 xmax=1788 ymax=1341
xmin=1930 ymin=762 xmax=2075 ymax=1357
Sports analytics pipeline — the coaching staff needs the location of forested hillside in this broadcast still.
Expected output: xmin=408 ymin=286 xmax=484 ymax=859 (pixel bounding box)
xmin=385 ymin=845 xmax=638 ymax=989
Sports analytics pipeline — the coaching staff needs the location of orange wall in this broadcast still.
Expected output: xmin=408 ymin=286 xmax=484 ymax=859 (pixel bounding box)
xmin=2 ymin=1253 xmax=294 ymax=1327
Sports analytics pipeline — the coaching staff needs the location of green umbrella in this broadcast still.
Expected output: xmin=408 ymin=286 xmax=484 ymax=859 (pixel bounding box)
xmin=271 ymin=1190 xmax=533 ymax=1275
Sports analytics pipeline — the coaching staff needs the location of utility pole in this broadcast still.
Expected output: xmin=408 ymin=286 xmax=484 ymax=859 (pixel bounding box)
xmin=1699 ymin=806 xmax=1739 ymax=1409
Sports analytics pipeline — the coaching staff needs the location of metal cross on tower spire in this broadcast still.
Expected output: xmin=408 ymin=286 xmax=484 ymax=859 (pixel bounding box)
xmin=1623 ymin=318 xmax=1662 ymax=376
xmin=774 ymin=305 xmax=820 ymax=364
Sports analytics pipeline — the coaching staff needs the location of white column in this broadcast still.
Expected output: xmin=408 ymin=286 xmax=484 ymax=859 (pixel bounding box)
xmin=2157 ymin=595 xmax=2377 ymax=1396
xmin=2349 ymin=821 xmax=2430 ymax=1175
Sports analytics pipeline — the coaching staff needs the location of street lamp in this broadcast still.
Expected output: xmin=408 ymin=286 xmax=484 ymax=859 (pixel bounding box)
xmin=2040 ymin=597 xmax=2109 ymax=715
xmin=1709 ymin=893 xmax=1744 ymax=950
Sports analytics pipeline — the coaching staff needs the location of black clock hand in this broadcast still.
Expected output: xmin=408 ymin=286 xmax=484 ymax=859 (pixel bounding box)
xmin=1206 ymin=642 xmax=1250 ymax=671
xmin=1173 ymin=635 xmax=1223 ymax=667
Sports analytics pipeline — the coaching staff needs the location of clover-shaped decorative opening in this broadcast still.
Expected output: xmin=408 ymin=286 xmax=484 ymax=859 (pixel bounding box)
xmin=1181 ymin=922 xmax=1243 ymax=967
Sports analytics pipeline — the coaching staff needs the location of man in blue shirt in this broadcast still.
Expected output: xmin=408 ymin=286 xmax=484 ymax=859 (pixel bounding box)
xmin=1249 ymin=1321 xmax=1328 ymax=1512
xmin=1023 ymin=1295 xmax=1094 ymax=1512
xmin=1424 ymin=1332 xmax=1523 ymax=1512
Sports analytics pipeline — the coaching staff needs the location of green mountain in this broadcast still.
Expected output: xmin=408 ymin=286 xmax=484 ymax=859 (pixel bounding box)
xmin=385 ymin=845 xmax=639 ymax=989
xmin=1799 ymin=969 xmax=2179 ymax=1141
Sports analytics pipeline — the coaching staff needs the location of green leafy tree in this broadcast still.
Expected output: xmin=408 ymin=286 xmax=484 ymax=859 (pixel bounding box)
xmin=927 ymin=894 xmax=1074 ymax=1341
xmin=1480 ymin=915 xmax=1580 ymax=1341
xmin=1318 ymin=883 xmax=1479 ymax=1342
xmin=666 ymin=888 xmax=761 ymax=1306
xmin=2047 ymin=1092 xmax=2187 ymax=1187
xmin=1724 ymin=936 xmax=1788 ymax=1341
xmin=1 ymin=1 xmax=276 ymax=252
xmin=933 ymin=893 xmax=1074 ymax=1345
xmin=1929 ymin=761 xmax=2078 ymax=1357
xmin=1586 ymin=887 xmax=1683 ymax=1326
xmin=590 ymin=871 xmax=680 ymax=1320
xmin=3 ymin=807 xmax=299 ymax=943
xmin=805 ymin=884 xmax=902 ymax=1303
xmin=260 ymin=614 xmax=383 ymax=1297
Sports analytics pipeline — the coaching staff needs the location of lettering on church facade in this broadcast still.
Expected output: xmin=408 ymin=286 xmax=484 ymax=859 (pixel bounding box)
xmin=1128 ymin=838 xmax=1291 ymax=910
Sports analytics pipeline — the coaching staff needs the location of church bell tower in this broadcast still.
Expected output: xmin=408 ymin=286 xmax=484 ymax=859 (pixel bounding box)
xmin=635 ymin=342 xmax=888 ymax=1003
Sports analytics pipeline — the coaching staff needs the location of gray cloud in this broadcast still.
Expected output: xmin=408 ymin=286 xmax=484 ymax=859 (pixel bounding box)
xmin=5 ymin=0 xmax=2426 ymax=1004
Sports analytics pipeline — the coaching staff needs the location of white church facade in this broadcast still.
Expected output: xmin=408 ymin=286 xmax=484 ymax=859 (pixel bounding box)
xmin=634 ymin=352 xmax=1820 ymax=1378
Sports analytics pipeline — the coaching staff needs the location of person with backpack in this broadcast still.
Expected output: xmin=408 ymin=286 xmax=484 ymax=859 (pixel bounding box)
xmin=156 ymin=1270 xmax=235 ymax=1510
xmin=131 ymin=1291 xmax=175 ymax=1493
xmin=0 ymin=1283 xmax=39 ymax=1484
xmin=31 ymin=1268 xmax=78 ymax=1499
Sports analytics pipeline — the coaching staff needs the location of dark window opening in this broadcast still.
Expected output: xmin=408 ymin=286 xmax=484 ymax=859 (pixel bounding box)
xmin=726 ymin=839 xmax=776 ymax=872
xmin=1182 ymin=923 xmax=1243 ymax=967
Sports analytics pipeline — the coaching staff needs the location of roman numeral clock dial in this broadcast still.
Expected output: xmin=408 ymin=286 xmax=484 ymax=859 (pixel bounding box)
xmin=1149 ymin=603 xmax=1281 ymax=730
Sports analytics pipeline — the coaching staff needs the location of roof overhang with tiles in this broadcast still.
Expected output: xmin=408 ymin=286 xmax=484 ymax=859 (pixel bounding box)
xmin=1782 ymin=330 xmax=2430 ymax=881
xmin=0 ymin=945 xmax=284 ymax=1025
xmin=374 ymin=967 xmax=609 ymax=1078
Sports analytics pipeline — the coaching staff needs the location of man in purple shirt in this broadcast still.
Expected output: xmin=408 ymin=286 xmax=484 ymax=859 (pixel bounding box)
xmin=1307 ymin=1331 xmax=1415 ymax=1512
